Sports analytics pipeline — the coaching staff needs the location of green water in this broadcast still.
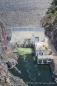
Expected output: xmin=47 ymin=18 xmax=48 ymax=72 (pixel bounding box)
xmin=11 ymin=49 xmax=57 ymax=86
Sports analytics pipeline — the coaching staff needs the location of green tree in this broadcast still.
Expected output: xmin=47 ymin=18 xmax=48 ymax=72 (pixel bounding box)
xmin=53 ymin=0 xmax=57 ymax=5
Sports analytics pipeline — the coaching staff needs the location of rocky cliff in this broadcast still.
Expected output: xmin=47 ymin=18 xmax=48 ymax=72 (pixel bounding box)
xmin=41 ymin=0 xmax=57 ymax=50
xmin=0 ymin=21 xmax=28 ymax=86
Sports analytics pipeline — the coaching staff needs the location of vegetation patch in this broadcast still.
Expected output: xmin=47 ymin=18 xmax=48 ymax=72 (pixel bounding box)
xmin=52 ymin=0 xmax=57 ymax=5
xmin=53 ymin=16 xmax=57 ymax=24
xmin=18 ymin=48 xmax=34 ymax=55
xmin=42 ymin=0 xmax=57 ymax=27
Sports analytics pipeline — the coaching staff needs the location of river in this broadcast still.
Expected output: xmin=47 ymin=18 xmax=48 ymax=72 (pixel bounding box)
xmin=10 ymin=52 xmax=57 ymax=86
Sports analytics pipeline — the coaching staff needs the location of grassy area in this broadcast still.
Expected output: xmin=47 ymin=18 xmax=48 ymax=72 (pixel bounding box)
xmin=18 ymin=48 xmax=33 ymax=55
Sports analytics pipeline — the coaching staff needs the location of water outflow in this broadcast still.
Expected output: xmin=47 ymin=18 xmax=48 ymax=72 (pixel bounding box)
xmin=14 ymin=66 xmax=21 ymax=74
xmin=11 ymin=49 xmax=56 ymax=86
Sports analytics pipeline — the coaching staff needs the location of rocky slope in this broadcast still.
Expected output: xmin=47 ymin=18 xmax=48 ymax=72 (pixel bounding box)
xmin=0 ymin=21 xmax=28 ymax=86
xmin=0 ymin=45 xmax=28 ymax=86
xmin=41 ymin=0 xmax=57 ymax=50
xmin=0 ymin=0 xmax=52 ymax=27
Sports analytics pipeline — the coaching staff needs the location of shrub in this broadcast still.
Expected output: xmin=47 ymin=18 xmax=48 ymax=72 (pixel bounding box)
xmin=53 ymin=16 xmax=57 ymax=24
xmin=51 ymin=8 xmax=55 ymax=14
xmin=52 ymin=0 xmax=57 ymax=5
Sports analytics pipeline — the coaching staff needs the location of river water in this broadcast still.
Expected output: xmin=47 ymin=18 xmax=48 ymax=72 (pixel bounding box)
xmin=11 ymin=53 xmax=57 ymax=86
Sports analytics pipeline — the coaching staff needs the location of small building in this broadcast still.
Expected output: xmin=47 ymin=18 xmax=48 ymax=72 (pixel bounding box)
xmin=35 ymin=43 xmax=51 ymax=56
xmin=35 ymin=43 xmax=54 ymax=64
xmin=37 ymin=55 xmax=54 ymax=64
xmin=10 ymin=27 xmax=45 ymax=46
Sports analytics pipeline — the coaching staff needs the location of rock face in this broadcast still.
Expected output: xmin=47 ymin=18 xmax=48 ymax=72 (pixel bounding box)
xmin=0 ymin=66 xmax=28 ymax=86
xmin=41 ymin=0 xmax=57 ymax=51
xmin=0 ymin=21 xmax=7 ymax=46
xmin=0 ymin=46 xmax=28 ymax=86
xmin=42 ymin=23 xmax=57 ymax=50
xmin=0 ymin=0 xmax=52 ymax=27
xmin=0 ymin=21 xmax=27 ymax=86
xmin=41 ymin=17 xmax=57 ymax=50
xmin=7 ymin=72 xmax=28 ymax=86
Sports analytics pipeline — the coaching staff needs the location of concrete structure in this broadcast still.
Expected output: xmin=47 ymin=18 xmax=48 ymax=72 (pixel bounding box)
xmin=37 ymin=55 xmax=54 ymax=64
xmin=35 ymin=43 xmax=54 ymax=64
xmin=35 ymin=43 xmax=51 ymax=56
xmin=10 ymin=27 xmax=45 ymax=46
xmin=10 ymin=27 xmax=54 ymax=64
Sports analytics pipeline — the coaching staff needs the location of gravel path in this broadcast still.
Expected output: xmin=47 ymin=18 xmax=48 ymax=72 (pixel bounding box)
xmin=0 ymin=0 xmax=52 ymax=27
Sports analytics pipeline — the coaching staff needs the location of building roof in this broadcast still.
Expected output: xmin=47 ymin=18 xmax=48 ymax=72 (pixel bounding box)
xmin=11 ymin=27 xmax=44 ymax=32
xmin=35 ymin=43 xmax=46 ymax=50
